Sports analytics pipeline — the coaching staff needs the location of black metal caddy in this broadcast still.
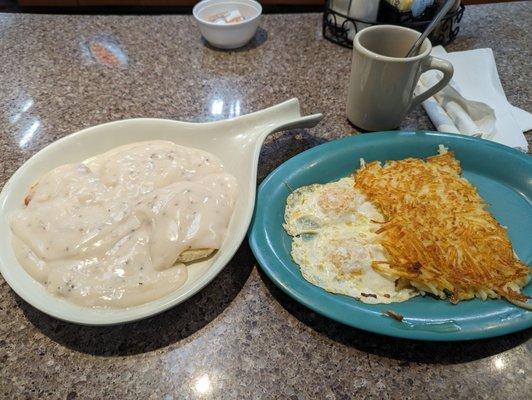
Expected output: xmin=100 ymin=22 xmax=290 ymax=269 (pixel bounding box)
xmin=323 ymin=0 xmax=466 ymax=48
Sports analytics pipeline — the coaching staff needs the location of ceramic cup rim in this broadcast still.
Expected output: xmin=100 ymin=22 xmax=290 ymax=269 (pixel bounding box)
xmin=353 ymin=24 xmax=432 ymax=63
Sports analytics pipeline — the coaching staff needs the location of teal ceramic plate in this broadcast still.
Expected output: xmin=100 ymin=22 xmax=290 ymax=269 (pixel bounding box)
xmin=249 ymin=131 xmax=532 ymax=341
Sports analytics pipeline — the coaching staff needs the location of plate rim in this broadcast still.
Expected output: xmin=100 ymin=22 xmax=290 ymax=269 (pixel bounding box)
xmin=249 ymin=130 xmax=532 ymax=341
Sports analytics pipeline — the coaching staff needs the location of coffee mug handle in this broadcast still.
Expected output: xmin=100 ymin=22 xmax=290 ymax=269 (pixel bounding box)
xmin=410 ymin=56 xmax=454 ymax=110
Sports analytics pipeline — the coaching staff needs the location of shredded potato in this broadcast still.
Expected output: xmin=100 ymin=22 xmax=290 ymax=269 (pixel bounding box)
xmin=354 ymin=150 xmax=529 ymax=303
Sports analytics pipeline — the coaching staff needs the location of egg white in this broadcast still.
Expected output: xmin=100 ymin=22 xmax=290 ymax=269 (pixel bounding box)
xmin=284 ymin=178 xmax=418 ymax=304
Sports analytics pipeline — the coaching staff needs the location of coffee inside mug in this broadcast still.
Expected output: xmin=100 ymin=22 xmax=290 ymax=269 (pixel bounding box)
xmin=357 ymin=25 xmax=430 ymax=59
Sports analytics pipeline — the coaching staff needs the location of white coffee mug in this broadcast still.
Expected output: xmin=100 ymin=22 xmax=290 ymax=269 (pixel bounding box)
xmin=346 ymin=25 xmax=453 ymax=131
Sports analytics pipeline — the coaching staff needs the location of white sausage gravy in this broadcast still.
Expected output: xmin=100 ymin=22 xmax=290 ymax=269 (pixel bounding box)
xmin=10 ymin=141 xmax=237 ymax=308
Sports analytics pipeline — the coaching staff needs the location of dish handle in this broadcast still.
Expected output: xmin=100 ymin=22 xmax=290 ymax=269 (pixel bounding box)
xmin=239 ymin=98 xmax=323 ymax=142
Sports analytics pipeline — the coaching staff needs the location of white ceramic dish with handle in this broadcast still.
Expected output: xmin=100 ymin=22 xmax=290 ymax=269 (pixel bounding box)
xmin=0 ymin=99 xmax=322 ymax=325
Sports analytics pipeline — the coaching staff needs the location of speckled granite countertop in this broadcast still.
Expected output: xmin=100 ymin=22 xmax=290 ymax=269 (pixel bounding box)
xmin=1 ymin=2 xmax=531 ymax=399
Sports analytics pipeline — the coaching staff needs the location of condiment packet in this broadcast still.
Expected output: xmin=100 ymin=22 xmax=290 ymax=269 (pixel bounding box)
xmin=224 ymin=10 xmax=245 ymax=23
xmin=207 ymin=9 xmax=245 ymax=25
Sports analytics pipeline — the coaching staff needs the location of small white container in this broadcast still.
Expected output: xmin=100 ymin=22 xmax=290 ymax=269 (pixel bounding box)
xmin=329 ymin=0 xmax=379 ymax=40
xmin=193 ymin=0 xmax=262 ymax=50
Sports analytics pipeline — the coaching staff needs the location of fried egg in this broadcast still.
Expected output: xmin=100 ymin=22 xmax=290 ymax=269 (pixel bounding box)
xmin=284 ymin=177 xmax=418 ymax=304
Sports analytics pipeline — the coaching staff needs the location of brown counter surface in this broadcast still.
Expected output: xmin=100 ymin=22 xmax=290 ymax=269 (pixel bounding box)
xmin=0 ymin=2 xmax=530 ymax=399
